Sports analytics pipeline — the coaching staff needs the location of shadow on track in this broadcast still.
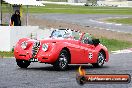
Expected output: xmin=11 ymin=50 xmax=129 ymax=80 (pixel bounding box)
xmin=17 ymin=64 xmax=109 ymax=72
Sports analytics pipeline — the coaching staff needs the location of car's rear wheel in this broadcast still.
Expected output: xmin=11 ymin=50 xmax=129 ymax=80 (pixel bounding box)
xmin=16 ymin=59 xmax=31 ymax=68
xmin=92 ymin=52 xmax=105 ymax=68
xmin=53 ymin=50 xmax=69 ymax=71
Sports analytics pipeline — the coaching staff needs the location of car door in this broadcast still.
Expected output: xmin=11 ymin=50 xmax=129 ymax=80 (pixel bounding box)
xmin=68 ymin=31 xmax=86 ymax=64
xmin=80 ymin=33 xmax=96 ymax=63
xmin=69 ymin=40 xmax=85 ymax=64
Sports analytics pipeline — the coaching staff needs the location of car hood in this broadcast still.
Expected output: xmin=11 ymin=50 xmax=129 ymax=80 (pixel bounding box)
xmin=38 ymin=38 xmax=75 ymax=43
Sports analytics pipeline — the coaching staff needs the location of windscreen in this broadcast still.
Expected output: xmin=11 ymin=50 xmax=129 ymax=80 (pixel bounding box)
xmin=50 ymin=29 xmax=80 ymax=40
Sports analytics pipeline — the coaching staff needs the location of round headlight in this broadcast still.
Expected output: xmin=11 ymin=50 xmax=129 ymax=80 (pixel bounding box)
xmin=21 ymin=41 xmax=27 ymax=49
xmin=42 ymin=44 xmax=48 ymax=52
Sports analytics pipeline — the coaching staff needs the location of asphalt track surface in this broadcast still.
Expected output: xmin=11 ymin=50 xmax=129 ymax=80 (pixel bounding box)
xmin=31 ymin=14 xmax=132 ymax=33
xmin=0 ymin=53 xmax=132 ymax=88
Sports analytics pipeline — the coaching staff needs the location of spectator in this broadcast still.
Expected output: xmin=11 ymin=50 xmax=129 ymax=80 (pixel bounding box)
xmin=10 ymin=10 xmax=21 ymax=26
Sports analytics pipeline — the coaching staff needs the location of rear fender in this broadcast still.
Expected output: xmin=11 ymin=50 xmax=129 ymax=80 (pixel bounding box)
xmin=95 ymin=44 xmax=109 ymax=62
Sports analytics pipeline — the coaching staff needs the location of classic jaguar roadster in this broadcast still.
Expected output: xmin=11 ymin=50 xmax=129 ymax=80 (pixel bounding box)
xmin=14 ymin=29 xmax=109 ymax=70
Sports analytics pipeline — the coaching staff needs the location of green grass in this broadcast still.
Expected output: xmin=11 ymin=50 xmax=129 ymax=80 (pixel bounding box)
xmin=22 ymin=4 xmax=132 ymax=14
xmin=1 ymin=4 xmax=132 ymax=14
xmin=1 ymin=3 xmax=13 ymax=13
xmin=100 ymin=38 xmax=132 ymax=52
xmin=106 ymin=18 xmax=132 ymax=25
xmin=0 ymin=51 xmax=14 ymax=57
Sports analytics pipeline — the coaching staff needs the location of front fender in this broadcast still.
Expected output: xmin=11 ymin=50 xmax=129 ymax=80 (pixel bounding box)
xmin=36 ymin=42 xmax=68 ymax=63
xmin=14 ymin=38 xmax=33 ymax=60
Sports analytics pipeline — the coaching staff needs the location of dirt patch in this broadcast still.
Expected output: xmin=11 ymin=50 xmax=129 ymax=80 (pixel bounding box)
xmin=29 ymin=16 xmax=132 ymax=42
xmin=0 ymin=55 xmax=3 ymax=59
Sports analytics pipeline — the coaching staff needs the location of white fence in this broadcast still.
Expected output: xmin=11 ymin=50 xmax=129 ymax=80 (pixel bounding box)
xmin=39 ymin=1 xmax=85 ymax=6
xmin=97 ymin=1 xmax=132 ymax=7
xmin=39 ymin=1 xmax=132 ymax=7
xmin=0 ymin=26 xmax=52 ymax=51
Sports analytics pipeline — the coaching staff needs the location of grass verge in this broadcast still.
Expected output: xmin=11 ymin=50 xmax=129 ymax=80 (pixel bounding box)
xmin=100 ymin=38 xmax=132 ymax=52
xmin=0 ymin=51 xmax=14 ymax=58
xmin=2 ymin=4 xmax=132 ymax=14
xmin=22 ymin=4 xmax=132 ymax=14
xmin=106 ymin=18 xmax=132 ymax=25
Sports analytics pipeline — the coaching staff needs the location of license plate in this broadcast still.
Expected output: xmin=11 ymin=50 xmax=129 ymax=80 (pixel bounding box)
xmin=29 ymin=58 xmax=38 ymax=62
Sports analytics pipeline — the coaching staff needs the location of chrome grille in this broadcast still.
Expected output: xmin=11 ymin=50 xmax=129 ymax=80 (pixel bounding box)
xmin=32 ymin=41 xmax=40 ymax=58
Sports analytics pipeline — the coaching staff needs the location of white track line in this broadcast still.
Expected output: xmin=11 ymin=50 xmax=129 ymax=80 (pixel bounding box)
xmin=115 ymin=24 xmax=122 ymax=26
xmin=106 ymin=23 xmax=113 ymax=25
xmin=89 ymin=19 xmax=123 ymax=26
xmin=115 ymin=17 xmax=120 ymax=18
xmin=98 ymin=22 xmax=104 ymax=24
xmin=112 ymin=49 xmax=132 ymax=54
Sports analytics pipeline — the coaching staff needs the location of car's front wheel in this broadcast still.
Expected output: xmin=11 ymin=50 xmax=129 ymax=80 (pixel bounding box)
xmin=16 ymin=60 xmax=31 ymax=68
xmin=53 ymin=50 xmax=69 ymax=71
xmin=92 ymin=52 xmax=105 ymax=68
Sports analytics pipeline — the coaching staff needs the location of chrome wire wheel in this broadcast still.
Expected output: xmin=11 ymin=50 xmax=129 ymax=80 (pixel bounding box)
xmin=59 ymin=54 xmax=68 ymax=69
xmin=92 ymin=52 xmax=105 ymax=68
xmin=98 ymin=52 xmax=105 ymax=66
xmin=53 ymin=50 xmax=69 ymax=71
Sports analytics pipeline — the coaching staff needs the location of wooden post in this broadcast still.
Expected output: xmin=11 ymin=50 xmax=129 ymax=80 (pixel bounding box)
xmin=25 ymin=5 xmax=29 ymax=26
xmin=0 ymin=0 xmax=2 ymax=25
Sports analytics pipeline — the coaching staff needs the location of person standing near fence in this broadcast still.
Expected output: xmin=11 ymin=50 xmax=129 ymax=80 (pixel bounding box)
xmin=10 ymin=10 xmax=21 ymax=26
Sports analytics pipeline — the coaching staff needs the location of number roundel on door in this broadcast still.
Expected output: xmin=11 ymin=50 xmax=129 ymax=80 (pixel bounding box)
xmin=88 ymin=53 xmax=93 ymax=59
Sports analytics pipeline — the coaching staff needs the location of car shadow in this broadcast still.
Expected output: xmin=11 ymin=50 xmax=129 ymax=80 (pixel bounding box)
xmin=18 ymin=65 xmax=110 ymax=72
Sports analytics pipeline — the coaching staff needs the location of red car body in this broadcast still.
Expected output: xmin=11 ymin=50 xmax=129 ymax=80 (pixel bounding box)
xmin=14 ymin=29 xmax=109 ymax=70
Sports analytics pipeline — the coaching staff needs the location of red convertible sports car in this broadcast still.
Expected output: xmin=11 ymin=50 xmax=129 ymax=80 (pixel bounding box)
xmin=14 ymin=29 xmax=109 ymax=70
